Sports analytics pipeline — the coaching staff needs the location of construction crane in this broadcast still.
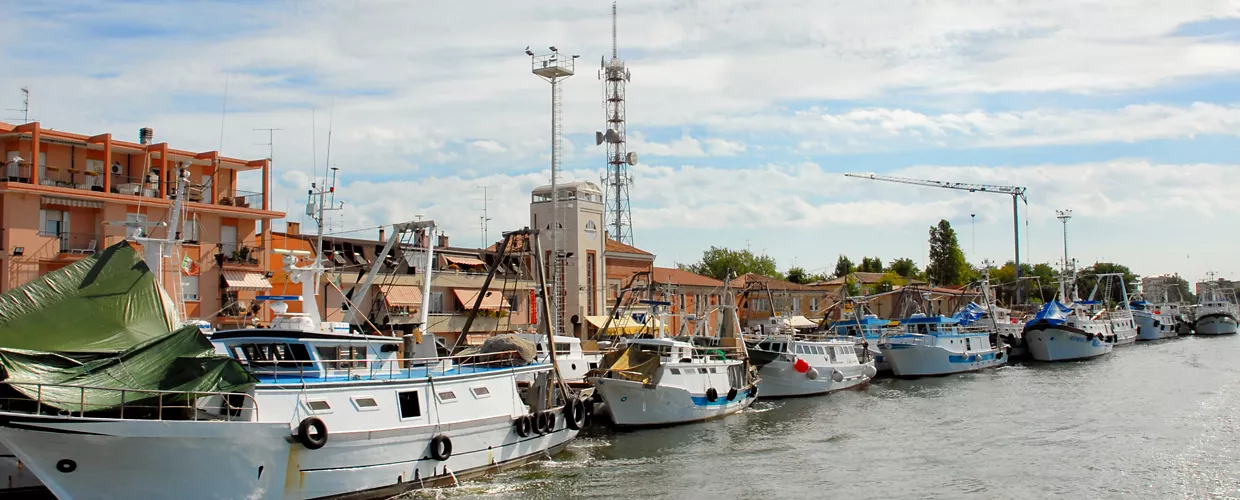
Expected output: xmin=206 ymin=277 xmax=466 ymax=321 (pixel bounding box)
xmin=844 ymin=172 xmax=1029 ymax=303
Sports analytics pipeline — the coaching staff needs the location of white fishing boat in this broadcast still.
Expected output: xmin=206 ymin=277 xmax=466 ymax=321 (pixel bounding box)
xmin=1023 ymin=277 xmax=1114 ymax=362
xmin=1194 ymin=285 xmax=1239 ymax=335
xmin=826 ymin=310 xmax=893 ymax=373
xmin=0 ymin=188 xmax=584 ymax=499
xmin=878 ymin=314 xmax=1007 ymax=377
xmin=1130 ymin=293 xmax=1180 ymax=341
xmin=1081 ymin=273 xmax=1137 ymax=346
xmin=588 ymin=297 xmax=759 ymax=428
xmin=748 ymin=335 xmax=875 ymax=398
xmin=515 ymin=332 xmax=601 ymax=384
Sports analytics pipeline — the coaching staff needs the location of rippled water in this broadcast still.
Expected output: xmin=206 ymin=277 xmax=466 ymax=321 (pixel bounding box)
xmin=402 ymin=335 xmax=1240 ymax=499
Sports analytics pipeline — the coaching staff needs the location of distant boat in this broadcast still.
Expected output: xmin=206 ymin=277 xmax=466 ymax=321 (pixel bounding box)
xmin=878 ymin=314 xmax=1007 ymax=377
xmin=826 ymin=311 xmax=893 ymax=372
xmin=748 ymin=335 xmax=875 ymax=397
xmin=1194 ymin=284 xmax=1239 ymax=335
xmin=1129 ymin=300 xmax=1180 ymax=341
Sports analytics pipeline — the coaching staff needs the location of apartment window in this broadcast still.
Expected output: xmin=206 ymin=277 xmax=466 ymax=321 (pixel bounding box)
xmin=40 ymin=209 xmax=67 ymax=236
xmin=220 ymin=225 xmax=238 ymax=254
xmin=793 ymin=298 xmax=802 ymax=312
xmin=182 ymin=218 xmax=200 ymax=244
xmin=679 ymin=294 xmax=686 ymax=310
xmin=428 ymin=292 xmax=444 ymax=314
xmin=587 ymin=252 xmax=597 ymax=315
xmin=181 ymin=275 xmax=200 ymax=301
xmin=811 ymin=297 xmax=819 ymax=311
xmin=508 ymin=294 xmax=520 ymax=314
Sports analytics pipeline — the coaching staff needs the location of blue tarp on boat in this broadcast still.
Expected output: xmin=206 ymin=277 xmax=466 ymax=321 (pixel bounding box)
xmin=1027 ymin=300 xmax=1072 ymax=327
xmin=953 ymin=302 xmax=987 ymax=326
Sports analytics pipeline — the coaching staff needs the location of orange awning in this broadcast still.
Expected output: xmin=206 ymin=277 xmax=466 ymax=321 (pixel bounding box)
xmin=453 ymin=289 xmax=507 ymax=311
xmin=445 ymin=255 xmax=486 ymax=267
xmin=381 ymin=285 xmax=423 ymax=307
xmin=222 ymin=270 xmax=271 ymax=291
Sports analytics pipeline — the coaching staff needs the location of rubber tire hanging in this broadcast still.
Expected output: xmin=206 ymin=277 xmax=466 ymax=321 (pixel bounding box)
xmin=565 ymin=399 xmax=587 ymax=430
xmin=297 ymin=417 xmax=329 ymax=450
xmin=430 ymin=434 xmax=453 ymax=461
xmin=515 ymin=414 xmax=533 ymax=437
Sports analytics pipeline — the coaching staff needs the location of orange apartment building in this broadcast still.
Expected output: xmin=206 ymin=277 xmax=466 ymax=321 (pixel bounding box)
xmin=0 ymin=121 xmax=283 ymax=327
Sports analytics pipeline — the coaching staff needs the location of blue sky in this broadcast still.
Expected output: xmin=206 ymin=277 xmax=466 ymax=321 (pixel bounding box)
xmin=3 ymin=0 xmax=1239 ymax=283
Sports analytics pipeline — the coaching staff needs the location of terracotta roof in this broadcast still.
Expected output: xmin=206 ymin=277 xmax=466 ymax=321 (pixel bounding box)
xmin=733 ymin=273 xmax=818 ymax=291
xmin=818 ymin=272 xmax=928 ymax=286
xmin=652 ymin=267 xmax=724 ymax=288
xmin=604 ymin=237 xmax=654 ymax=257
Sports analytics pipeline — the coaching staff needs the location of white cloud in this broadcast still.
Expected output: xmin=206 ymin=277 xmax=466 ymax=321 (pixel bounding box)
xmin=704 ymin=138 xmax=747 ymax=156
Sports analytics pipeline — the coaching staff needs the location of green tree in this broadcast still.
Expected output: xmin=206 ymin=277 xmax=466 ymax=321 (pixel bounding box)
xmin=679 ymin=246 xmax=780 ymax=281
xmin=785 ymin=266 xmax=810 ymax=284
xmin=876 ymin=271 xmax=908 ymax=292
xmin=887 ymin=258 xmax=921 ymax=279
xmin=1077 ymin=262 xmax=1139 ymax=303
xmin=833 ymin=255 xmax=855 ymax=278
xmin=858 ymin=256 xmax=884 ymax=273
xmin=925 ymin=219 xmax=969 ymax=286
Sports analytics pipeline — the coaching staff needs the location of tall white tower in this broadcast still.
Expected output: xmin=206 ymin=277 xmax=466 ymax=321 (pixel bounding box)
xmin=528 ymin=46 xmax=578 ymax=336
xmin=598 ymin=2 xmax=637 ymax=246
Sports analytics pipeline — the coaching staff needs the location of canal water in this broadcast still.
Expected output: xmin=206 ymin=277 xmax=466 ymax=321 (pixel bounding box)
xmin=403 ymin=335 xmax=1240 ymax=499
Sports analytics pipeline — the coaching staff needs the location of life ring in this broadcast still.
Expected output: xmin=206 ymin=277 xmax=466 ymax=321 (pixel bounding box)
xmin=297 ymin=417 xmax=328 ymax=450
xmin=706 ymin=388 xmax=719 ymax=402
xmin=515 ymin=414 xmax=532 ymax=437
xmin=430 ymin=434 xmax=453 ymax=461
xmin=727 ymin=387 xmax=738 ymax=401
xmin=565 ymin=399 xmax=587 ymax=430
xmin=806 ymin=367 xmax=819 ymax=380
xmin=534 ymin=411 xmax=552 ymax=434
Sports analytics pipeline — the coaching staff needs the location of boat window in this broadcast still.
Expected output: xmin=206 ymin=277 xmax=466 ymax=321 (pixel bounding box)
xmin=794 ymin=345 xmax=805 ymax=354
xmin=670 ymin=368 xmax=681 ymax=375
xmin=470 ymin=386 xmax=491 ymax=398
xmin=436 ymin=390 xmax=457 ymax=403
xmin=710 ymin=367 xmax=717 ymax=373
xmin=237 ymin=342 xmax=313 ymax=368
xmin=350 ymin=396 xmax=380 ymax=411
xmin=398 ymin=391 xmax=422 ymax=419
xmin=306 ymin=400 xmax=331 ymax=413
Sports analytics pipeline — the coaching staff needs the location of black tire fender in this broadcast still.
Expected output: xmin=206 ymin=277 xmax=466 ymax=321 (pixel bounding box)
xmin=430 ymin=434 xmax=452 ymax=461
xmin=297 ymin=417 xmax=328 ymax=450
xmin=705 ymin=387 xmax=718 ymax=402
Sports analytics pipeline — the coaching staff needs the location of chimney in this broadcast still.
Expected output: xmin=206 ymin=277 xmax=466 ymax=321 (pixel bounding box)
xmin=286 ymin=221 xmax=300 ymax=235
xmin=139 ymin=127 xmax=154 ymax=145
xmin=438 ymin=234 xmax=449 ymax=248
xmin=379 ymin=227 xmax=385 ymax=241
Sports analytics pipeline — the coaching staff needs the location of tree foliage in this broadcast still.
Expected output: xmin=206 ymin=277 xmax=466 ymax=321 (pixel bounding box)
xmin=925 ymin=220 xmax=970 ymax=286
xmin=679 ymin=246 xmax=781 ymax=281
xmin=858 ymin=256 xmax=884 ymax=273
xmin=785 ymin=266 xmax=810 ymax=284
xmin=1076 ymin=262 xmax=1139 ymax=304
xmin=887 ymin=258 xmax=921 ymax=280
xmin=833 ymin=255 xmax=855 ymax=278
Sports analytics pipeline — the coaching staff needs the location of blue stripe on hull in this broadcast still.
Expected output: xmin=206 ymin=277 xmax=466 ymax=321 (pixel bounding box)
xmin=689 ymin=389 xmax=756 ymax=406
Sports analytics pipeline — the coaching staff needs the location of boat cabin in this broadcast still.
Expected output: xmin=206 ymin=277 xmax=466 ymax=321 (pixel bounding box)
xmin=211 ymin=330 xmax=448 ymax=382
xmin=898 ymin=314 xmax=963 ymax=335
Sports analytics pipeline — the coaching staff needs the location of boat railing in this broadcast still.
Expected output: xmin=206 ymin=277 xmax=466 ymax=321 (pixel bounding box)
xmin=0 ymin=381 xmax=259 ymax=421
xmin=252 ymin=350 xmax=533 ymax=384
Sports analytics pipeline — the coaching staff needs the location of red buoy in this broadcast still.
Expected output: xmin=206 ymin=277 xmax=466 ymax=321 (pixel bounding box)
xmin=793 ymin=358 xmax=810 ymax=373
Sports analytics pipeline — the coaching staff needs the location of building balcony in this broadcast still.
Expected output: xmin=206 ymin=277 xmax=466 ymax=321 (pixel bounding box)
xmin=216 ymin=244 xmax=263 ymax=268
xmin=37 ymin=231 xmax=102 ymax=258
xmin=1 ymin=165 xmax=273 ymax=216
xmin=424 ymin=312 xmax=509 ymax=333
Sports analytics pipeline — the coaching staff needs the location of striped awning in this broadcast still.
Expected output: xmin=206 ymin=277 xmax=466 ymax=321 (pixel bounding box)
xmin=222 ymin=270 xmax=272 ymax=291
xmin=445 ymin=255 xmax=486 ymax=267
xmin=381 ymin=285 xmax=423 ymax=307
xmin=41 ymin=196 xmax=103 ymax=209
xmin=453 ymin=289 xmax=507 ymax=311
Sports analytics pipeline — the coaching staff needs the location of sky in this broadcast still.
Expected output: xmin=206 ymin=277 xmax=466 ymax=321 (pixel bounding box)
xmin=3 ymin=0 xmax=1239 ymax=283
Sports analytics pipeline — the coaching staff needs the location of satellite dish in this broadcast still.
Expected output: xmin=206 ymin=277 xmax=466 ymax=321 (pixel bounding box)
xmin=626 ymin=152 xmax=638 ymax=165
xmin=595 ymin=131 xmax=605 ymax=146
xmin=604 ymin=129 xmax=621 ymax=143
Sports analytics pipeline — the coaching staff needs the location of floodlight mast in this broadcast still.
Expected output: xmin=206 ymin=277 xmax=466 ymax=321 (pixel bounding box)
xmin=528 ymin=46 xmax=576 ymax=337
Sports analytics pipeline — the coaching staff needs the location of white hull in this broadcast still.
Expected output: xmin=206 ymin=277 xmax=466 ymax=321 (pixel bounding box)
xmin=0 ymin=411 xmax=576 ymax=500
xmin=1134 ymin=311 xmax=1178 ymax=341
xmin=590 ymin=377 xmax=755 ymax=427
xmin=880 ymin=345 xmax=1005 ymax=377
xmin=1111 ymin=325 xmax=1138 ymax=345
xmin=1195 ymin=314 xmax=1239 ymax=335
xmin=0 ymin=451 xmax=43 ymax=494
xmin=757 ymin=361 xmax=872 ymax=398
xmin=1024 ymin=327 xmax=1113 ymax=361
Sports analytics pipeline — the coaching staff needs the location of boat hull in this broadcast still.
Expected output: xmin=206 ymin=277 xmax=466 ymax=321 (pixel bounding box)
xmin=1195 ymin=313 xmax=1238 ymax=335
xmin=879 ymin=345 xmax=1005 ymax=377
xmin=1135 ymin=312 xmax=1177 ymax=341
xmin=0 ymin=411 xmax=578 ymax=500
xmin=1111 ymin=326 xmax=1138 ymax=345
xmin=1024 ymin=326 xmax=1113 ymax=361
xmin=756 ymin=361 xmax=872 ymax=398
xmin=589 ymin=377 xmax=755 ymax=428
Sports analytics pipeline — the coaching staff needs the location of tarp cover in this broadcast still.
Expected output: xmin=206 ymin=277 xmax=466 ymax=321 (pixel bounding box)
xmin=0 ymin=242 xmax=176 ymax=352
xmin=1028 ymin=301 xmax=1073 ymax=327
xmin=592 ymin=345 xmax=659 ymax=384
xmin=457 ymin=333 xmax=536 ymax=366
xmin=0 ymin=325 xmax=257 ymax=413
xmin=953 ymin=302 xmax=987 ymax=326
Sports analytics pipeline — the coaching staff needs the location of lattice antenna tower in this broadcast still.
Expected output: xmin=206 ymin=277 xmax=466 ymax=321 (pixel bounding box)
xmin=597 ymin=2 xmax=637 ymax=246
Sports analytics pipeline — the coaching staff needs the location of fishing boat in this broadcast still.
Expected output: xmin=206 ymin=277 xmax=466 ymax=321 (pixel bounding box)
xmin=0 ymin=184 xmax=584 ymax=498
xmin=748 ymin=335 xmax=875 ymax=398
xmin=588 ymin=296 xmax=759 ymax=428
xmin=1129 ymin=286 xmax=1181 ymax=342
xmin=1022 ymin=275 xmax=1114 ymax=362
xmin=826 ymin=309 xmax=893 ymax=372
xmin=515 ymin=332 xmax=601 ymax=384
xmin=877 ymin=314 xmax=1007 ymax=377
xmin=1194 ymin=284 xmax=1239 ymax=335
xmin=1083 ymin=274 xmax=1138 ymax=346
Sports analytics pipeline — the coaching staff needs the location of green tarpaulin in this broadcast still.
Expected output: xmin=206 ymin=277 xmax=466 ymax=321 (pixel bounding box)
xmin=0 ymin=242 xmax=176 ymax=352
xmin=0 ymin=325 xmax=257 ymax=413
xmin=0 ymin=241 xmax=256 ymax=413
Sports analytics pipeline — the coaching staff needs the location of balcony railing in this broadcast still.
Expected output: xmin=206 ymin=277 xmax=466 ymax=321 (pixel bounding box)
xmin=39 ymin=231 xmax=101 ymax=255
xmin=3 ymin=163 xmax=264 ymax=210
xmin=425 ymin=313 xmax=507 ymax=333
xmin=218 ymin=244 xmax=262 ymax=266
